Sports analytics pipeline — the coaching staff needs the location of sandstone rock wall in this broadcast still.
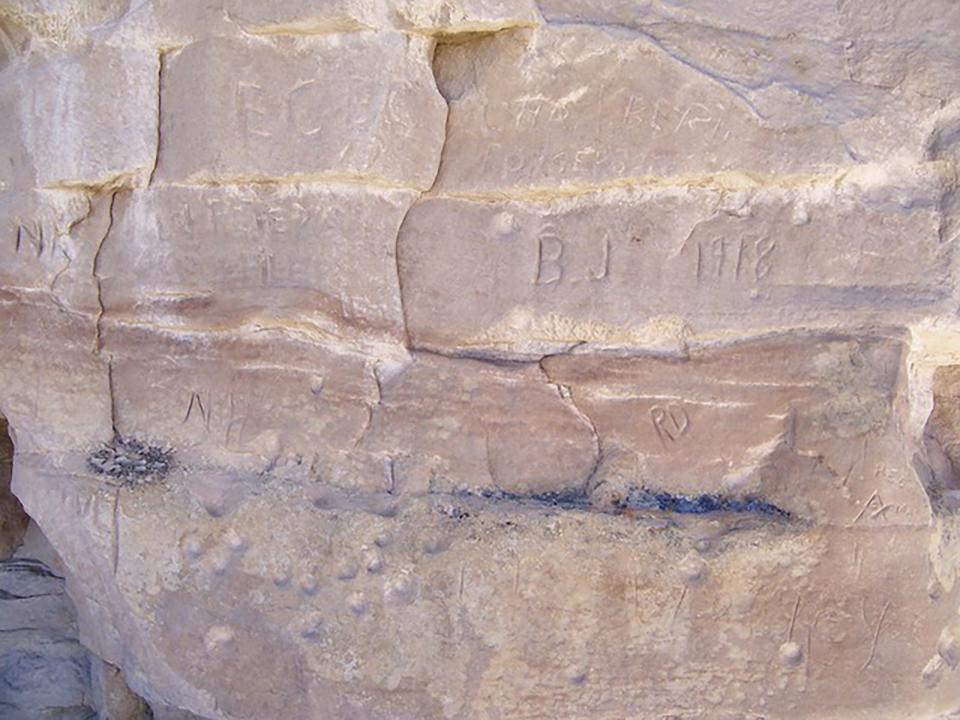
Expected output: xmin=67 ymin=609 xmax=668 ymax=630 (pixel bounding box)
xmin=0 ymin=1 xmax=959 ymax=718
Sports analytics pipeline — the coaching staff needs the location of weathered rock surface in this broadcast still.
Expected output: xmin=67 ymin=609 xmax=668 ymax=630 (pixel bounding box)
xmin=1 ymin=1 xmax=960 ymax=718
xmin=156 ymin=35 xmax=446 ymax=188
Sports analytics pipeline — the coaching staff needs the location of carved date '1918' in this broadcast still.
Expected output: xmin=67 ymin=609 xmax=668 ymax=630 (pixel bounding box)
xmin=697 ymin=236 xmax=776 ymax=283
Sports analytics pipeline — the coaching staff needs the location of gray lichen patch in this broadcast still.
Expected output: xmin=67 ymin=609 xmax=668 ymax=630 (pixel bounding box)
xmin=87 ymin=435 xmax=173 ymax=485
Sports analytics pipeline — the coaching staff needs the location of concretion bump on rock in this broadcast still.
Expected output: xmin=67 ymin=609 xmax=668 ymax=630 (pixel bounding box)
xmin=791 ymin=203 xmax=811 ymax=226
xmin=336 ymin=560 xmax=358 ymax=581
xmin=223 ymin=529 xmax=246 ymax=552
xmin=679 ymin=554 xmax=707 ymax=585
xmin=272 ymin=566 xmax=291 ymax=587
xmin=422 ymin=535 xmax=449 ymax=554
xmin=778 ymin=641 xmax=804 ymax=667
xmin=210 ymin=549 xmax=232 ymax=576
xmin=493 ymin=211 xmax=518 ymax=237
xmin=383 ymin=571 xmax=417 ymax=606
xmin=922 ymin=655 xmax=945 ymax=688
xmin=298 ymin=573 xmax=318 ymax=595
xmin=298 ymin=613 xmax=325 ymax=640
xmin=204 ymin=626 xmax=234 ymax=651
xmin=565 ymin=665 xmax=588 ymax=685
xmin=203 ymin=500 xmax=226 ymax=518
xmin=937 ymin=626 xmax=959 ymax=668
xmin=347 ymin=592 xmax=368 ymax=616
xmin=363 ymin=547 xmax=384 ymax=574
xmin=180 ymin=533 xmax=203 ymax=560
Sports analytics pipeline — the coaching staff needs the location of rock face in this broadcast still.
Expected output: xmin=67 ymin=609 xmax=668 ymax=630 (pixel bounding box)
xmin=0 ymin=1 xmax=959 ymax=718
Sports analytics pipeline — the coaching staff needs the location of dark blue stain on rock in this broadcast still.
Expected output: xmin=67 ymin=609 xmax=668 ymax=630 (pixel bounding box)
xmin=468 ymin=487 xmax=790 ymax=518
xmin=475 ymin=488 xmax=591 ymax=511
xmin=621 ymin=488 xmax=790 ymax=518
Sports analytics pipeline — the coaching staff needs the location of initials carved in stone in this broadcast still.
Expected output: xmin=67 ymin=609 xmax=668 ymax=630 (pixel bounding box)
xmin=650 ymin=404 xmax=690 ymax=448
xmin=535 ymin=226 xmax=610 ymax=286
xmin=237 ymin=80 xmax=324 ymax=139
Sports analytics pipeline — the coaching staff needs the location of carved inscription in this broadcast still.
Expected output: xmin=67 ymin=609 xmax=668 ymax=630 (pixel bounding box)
xmin=11 ymin=217 xmax=60 ymax=259
xmin=168 ymin=196 xmax=325 ymax=290
xmin=534 ymin=226 xmax=776 ymax=289
xmin=182 ymin=390 xmax=250 ymax=448
xmin=535 ymin=227 xmax=611 ymax=286
xmin=696 ymin=236 xmax=776 ymax=283
xmin=650 ymin=404 xmax=690 ymax=448
xmin=237 ymin=80 xmax=325 ymax=139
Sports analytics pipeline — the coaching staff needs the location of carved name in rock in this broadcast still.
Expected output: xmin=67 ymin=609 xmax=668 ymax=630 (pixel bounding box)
xmin=0 ymin=190 xmax=113 ymax=315
xmin=156 ymin=35 xmax=447 ymax=188
xmin=400 ymin=192 xmax=950 ymax=357
xmin=544 ymin=334 xmax=931 ymax=525
xmin=102 ymin=185 xmax=415 ymax=348
xmin=105 ymin=326 xmax=379 ymax=491
xmin=433 ymin=25 xmax=852 ymax=195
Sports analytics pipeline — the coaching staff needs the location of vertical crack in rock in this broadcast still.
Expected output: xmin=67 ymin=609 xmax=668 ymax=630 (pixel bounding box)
xmin=538 ymin=354 xmax=602 ymax=491
xmin=147 ymin=51 xmax=165 ymax=187
xmin=392 ymin=38 xmax=453 ymax=350
xmin=111 ymin=487 xmax=120 ymax=576
xmin=92 ymin=192 xmax=116 ymax=353
xmin=92 ymin=192 xmax=118 ymax=433
xmin=395 ymin=29 xmax=516 ymax=350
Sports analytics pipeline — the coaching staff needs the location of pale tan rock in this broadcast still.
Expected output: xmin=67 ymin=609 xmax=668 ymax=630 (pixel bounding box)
xmin=156 ymin=35 xmax=446 ymax=189
xmin=536 ymin=0 xmax=960 ymax=161
xmin=400 ymin=189 xmax=950 ymax=357
xmin=223 ymin=0 xmax=540 ymax=35
xmin=355 ymin=353 xmax=598 ymax=495
xmin=1 ymin=1 xmax=959 ymax=719
xmin=223 ymin=0 xmax=384 ymax=33
xmin=0 ymin=1 xmax=132 ymax=48
xmin=5 ymin=45 xmax=158 ymax=189
xmin=393 ymin=0 xmax=540 ymax=33
xmin=101 ymin=184 xmax=415 ymax=349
